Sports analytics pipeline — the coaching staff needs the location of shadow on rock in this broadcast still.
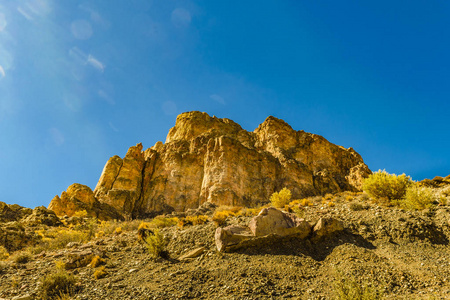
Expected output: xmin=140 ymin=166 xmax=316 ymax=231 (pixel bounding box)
xmin=235 ymin=229 xmax=375 ymax=262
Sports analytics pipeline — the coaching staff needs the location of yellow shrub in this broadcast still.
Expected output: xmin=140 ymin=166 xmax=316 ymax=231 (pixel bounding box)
xmin=237 ymin=207 xmax=262 ymax=217
xmin=93 ymin=266 xmax=107 ymax=280
xmin=328 ymin=201 xmax=336 ymax=207
xmin=138 ymin=221 xmax=149 ymax=230
xmin=398 ymin=185 xmax=436 ymax=210
xmin=270 ymin=188 xmax=292 ymax=208
xmin=145 ymin=230 xmax=167 ymax=259
xmin=0 ymin=246 xmax=9 ymax=260
xmin=95 ymin=231 xmax=105 ymax=238
xmin=185 ymin=215 xmax=209 ymax=225
xmin=89 ymin=255 xmax=105 ymax=268
xmin=324 ymin=193 xmax=334 ymax=200
xmin=149 ymin=217 xmax=179 ymax=228
xmin=55 ymin=260 xmax=66 ymax=270
xmin=301 ymin=199 xmax=312 ymax=207
xmin=115 ymin=227 xmax=122 ymax=235
xmin=362 ymin=170 xmax=412 ymax=204
xmin=212 ymin=210 xmax=236 ymax=226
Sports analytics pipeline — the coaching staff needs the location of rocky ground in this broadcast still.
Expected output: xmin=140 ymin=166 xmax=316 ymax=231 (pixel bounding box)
xmin=1 ymin=194 xmax=450 ymax=299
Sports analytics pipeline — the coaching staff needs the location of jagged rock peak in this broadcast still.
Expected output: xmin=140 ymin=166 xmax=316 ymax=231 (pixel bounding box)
xmin=165 ymin=111 xmax=244 ymax=143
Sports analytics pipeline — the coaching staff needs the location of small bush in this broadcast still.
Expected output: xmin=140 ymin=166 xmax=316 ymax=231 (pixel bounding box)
xmin=55 ymin=260 xmax=66 ymax=270
xmin=148 ymin=217 xmax=179 ymax=228
xmin=237 ymin=207 xmax=262 ymax=217
xmin=334 ymin=273 xmax=383 ymax=300
xmin=40 ymin=269 xmax=78 ymax=299
xmin=145 ymin=229 xmax=168 ymax=259
xmin=95 ymin=230 xmax=105 ymax=238
xmin=11 ymin=251 xmax=32 ymax=264
xmin=300 ymin=199 xmax=312 ymax=207
xmin=212 ymin=210 xmax=236 ymax=226
xmin=93 ymin=266 xmax=107 ymax=280
xmin=115 ymin=227 xmax=122 ymax=234
xmin=89 ymin=255 xmax=105 ymax=268
xmin=362 ymin=170 xmax=412 ymax=204
xmin=398 ymin=185 xmax=436 ymax=210
xmin=0 ymin=246 xmax=9 ymax=260
xmin=270 ymin=188 xmax=292 ymax=208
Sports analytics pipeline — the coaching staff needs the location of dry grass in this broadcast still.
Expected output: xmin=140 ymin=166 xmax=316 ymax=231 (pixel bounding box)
xmin=40 ymin=268 xmax=78 ymax=299
xmin=10 ymin=250 xmax=32 ymax=264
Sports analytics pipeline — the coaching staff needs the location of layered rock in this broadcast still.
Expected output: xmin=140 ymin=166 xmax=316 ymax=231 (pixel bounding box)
xmin=49 ymin=111 xmax=371 ymax=219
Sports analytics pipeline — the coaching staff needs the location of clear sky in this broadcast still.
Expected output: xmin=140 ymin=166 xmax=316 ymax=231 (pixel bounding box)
xmin=1 ymin=1 xmax=449 ymax=208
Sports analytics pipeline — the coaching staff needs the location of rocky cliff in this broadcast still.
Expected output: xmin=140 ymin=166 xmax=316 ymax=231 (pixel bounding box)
xmin=49 ymin=111 xmax=371 ymax=219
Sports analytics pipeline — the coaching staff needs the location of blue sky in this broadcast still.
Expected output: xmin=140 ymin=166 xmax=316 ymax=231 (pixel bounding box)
xmin=1 ymin=1 xmax=449 ymax=208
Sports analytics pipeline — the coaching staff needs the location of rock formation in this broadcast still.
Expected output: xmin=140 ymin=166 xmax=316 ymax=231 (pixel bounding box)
xmin=49 ymin=183 xmax=123 ymax=221
xmin=49 ymin=111 xmax=371 ymax=219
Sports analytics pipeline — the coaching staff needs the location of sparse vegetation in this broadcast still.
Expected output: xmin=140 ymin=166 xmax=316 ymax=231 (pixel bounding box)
xmin=11 ymin=250 xmax=32 ymax=264
xmin=145 ymin=229 xmax=168 ymax=259
xmin=0 ymin=246 xmax=9 ymax=260
xmin=89 ymin=255 xmax=105 ymax=268
xmin=270 ymin=187 xmax=292 ymax=208
xmin=362 ymin=170 xmax=412 ymax=205
xmin=334 ymin=273 xmax=383 ymax=300
xmin=93 ymin=266 xmax=107 ymax=280
xmin=212 ymin=209 xmax=237 ymax=226
xmin=148 ymin=216 xmax=179 ymax=228
xmin=185 ymin=215 xmax=209 ymax=226
xmin=398 ymin=185 xmax=436 ymax=210
xmin=40 ymin=268 xmax=78 ymax=299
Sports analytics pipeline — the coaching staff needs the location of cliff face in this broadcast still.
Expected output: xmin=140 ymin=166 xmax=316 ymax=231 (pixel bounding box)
xmin=49 ymin=111 xmax=371 ymax=219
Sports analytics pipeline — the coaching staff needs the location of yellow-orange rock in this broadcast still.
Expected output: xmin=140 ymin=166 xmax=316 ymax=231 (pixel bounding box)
xmin=48 ymin=183 xmax=122 ymax=220
xmin=94 ymin=143 xmax=145 ymax=218
xmin=90 ymin=111 xmax=371 ymax=218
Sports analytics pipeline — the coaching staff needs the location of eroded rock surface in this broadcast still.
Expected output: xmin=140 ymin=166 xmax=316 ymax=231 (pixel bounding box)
xmin=49 ymin=111 xmax=371 ymax=219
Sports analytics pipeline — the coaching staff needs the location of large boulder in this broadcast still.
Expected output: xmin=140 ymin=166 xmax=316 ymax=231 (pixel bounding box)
xmin=249 ymin=207 xmax=311 ymax=238
xmin=215 ymin=207 xmax=312 ymax=252
xmin=82 ymin=111 xmax=370 ymax=217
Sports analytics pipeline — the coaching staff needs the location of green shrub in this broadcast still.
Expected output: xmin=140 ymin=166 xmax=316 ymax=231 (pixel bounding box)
xmin=270 ymin=187 xmax=292 ymax=208
xmin=40 ymin=269 xmax=78 ymax=299
xmin=398 ymin=185 xmax=436 ymax=210
xmin=362 ymin=170 xmax=412 ymax=204
xmin=145 ymin=229 xmax=168 ymax=259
